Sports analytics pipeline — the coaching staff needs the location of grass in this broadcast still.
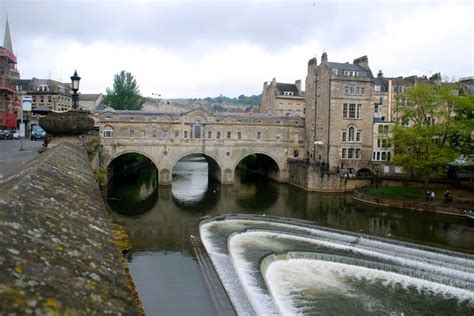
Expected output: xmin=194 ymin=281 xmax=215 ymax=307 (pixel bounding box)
xmin=369 ymin=186 xmax=424 ymax=199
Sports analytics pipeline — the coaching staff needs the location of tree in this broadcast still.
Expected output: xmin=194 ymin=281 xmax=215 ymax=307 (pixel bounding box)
xmin=392 ymin=82 xmax=474 ymax=183
xmin=103 ymin=71 xmax=144 ymax=110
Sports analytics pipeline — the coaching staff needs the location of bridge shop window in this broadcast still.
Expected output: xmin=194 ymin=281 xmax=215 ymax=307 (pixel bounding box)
xmin=217 ymin=131 xmax=221 ymax=139
xmin=175 ymin=130 xmax=179 ymax=138
xmin=103 ymin=126 xmax=114 ymax=138
xmin=151 ymin=129 xmax=157 ymax=138
xmin=227 ymin=131 xmax=231 ymax=139
xmin=208 ymin=131 xmax=212 ymax=139
xmin=237 ymin=132 xmax=241 ymax=139
xmin=129 ymin=129 xmax=135 ymax=138
xmin=162 ymin=130 xmax=168 ymax=139
xmin=192 ymin=122 xmax=202 ymax=138
xmin=184 ymin=131 xmax=188 ymax=138
xmin=256 ymin=132 xmax=261 ymax=140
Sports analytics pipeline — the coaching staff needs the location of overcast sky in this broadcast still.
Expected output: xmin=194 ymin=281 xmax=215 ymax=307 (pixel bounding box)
xmin=1 ymin=0 xmax=472 ymax=98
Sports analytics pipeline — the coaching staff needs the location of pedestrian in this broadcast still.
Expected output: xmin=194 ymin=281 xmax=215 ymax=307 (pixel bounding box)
xmin=426 ymin=191 xmax=430 ymax=202
xmin=430 ymin=191 xmax=435 ymax=203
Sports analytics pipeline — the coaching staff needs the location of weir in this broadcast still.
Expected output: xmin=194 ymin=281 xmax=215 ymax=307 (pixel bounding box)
xmin=200 ymin=215 xmax=474 ymax=315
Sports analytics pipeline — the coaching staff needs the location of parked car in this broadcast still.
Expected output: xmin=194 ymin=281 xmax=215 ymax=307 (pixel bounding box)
xmin=0 ymin=130 xmax=13 ymax=140
xmin=31 ymin=126 xmax=46 ymax=141
xmin=356 ymin=168 xmax=373 ymax=177
xmin=12 ymin=130 xmax=20 ymax=139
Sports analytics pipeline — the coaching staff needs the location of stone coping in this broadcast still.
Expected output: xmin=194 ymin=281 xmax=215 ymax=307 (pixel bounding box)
xmin=0 ymin=140 xmax=139 ymax=314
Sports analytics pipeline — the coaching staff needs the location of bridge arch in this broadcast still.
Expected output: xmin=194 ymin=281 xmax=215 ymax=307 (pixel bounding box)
xmin=171 ymin=152 xmax=224 ymax=184
xmin=106 ymin=150 xmax=161 ymax=172
xmin=233 ymin=151 xmax=284 ymax=183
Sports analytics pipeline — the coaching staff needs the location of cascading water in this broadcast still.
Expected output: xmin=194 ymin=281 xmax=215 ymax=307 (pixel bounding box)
xmin=200 ymin=215 xmax=474 ymax=315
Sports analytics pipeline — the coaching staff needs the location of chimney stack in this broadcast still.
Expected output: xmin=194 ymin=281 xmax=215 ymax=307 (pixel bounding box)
xmin=295 ymin=80 xmax=302 ymax=95
xmin=321 ymin=52 xmax=328 ymax=63
xmin=377 ymin=70 xmax=383 ymax=78
xmin=353 ymin=55 xmax=369 ymax=69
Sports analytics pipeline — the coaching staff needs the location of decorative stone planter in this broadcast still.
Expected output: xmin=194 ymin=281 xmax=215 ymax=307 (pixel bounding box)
xmin=39 ymin=110 xmax=94 ymax=136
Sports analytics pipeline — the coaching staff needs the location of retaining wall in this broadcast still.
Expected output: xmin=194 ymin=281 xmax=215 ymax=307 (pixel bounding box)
xmin=287 ymin=161 xmax=370 ymax=192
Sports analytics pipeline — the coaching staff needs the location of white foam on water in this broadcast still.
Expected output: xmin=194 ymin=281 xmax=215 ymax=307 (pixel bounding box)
xmin=200 ymin=218 xmax=474 ymax=315
xmin=200 ymin=221 xmax=256 ymax=315
xmin=265 ymin=259 xmax=474 ymax=315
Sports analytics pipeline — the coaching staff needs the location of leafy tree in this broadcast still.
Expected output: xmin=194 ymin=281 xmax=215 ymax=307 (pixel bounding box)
xmin=393 ymin=83 xmax=473 ymax=184
xmin=103 ymin=71 xmax=144 ymax=110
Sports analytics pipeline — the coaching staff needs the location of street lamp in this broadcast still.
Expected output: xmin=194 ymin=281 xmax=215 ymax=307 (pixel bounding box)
xmin=70 ymin=70 xmax=81 ymax=110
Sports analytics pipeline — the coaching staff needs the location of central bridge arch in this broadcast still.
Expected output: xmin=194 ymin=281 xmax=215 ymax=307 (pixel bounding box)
xmin=171 ymin=152 xmax=223 ymax=184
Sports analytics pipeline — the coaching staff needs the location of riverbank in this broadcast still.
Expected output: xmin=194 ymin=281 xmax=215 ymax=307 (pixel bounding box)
xmin=353 ymin=187 xmax=474 ymax=217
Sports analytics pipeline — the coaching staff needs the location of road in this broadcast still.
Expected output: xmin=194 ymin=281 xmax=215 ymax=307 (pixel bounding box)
xmin=0 ymin=139 xmax=43 ymax=180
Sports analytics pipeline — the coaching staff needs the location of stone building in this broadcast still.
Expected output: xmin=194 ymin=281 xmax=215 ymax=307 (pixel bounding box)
xmin=259 ymin=78 xmax=305 ymax=117
xmin=304 ymin=53 xmax=374 ymax=172
xmin=14 ymin=78 xmax=72 ymax=112
xmin=371 ymin=71 xmax=395 ymax=174
xmin=0 ymin=18 xmax=20 ymax=129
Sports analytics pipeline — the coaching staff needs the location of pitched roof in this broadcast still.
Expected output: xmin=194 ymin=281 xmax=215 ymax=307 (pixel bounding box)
xmin=327 ymin=62 xmax=366 ymax=72
xmin=275 ymin=83 xmax=299 ymax=95
xmin=80 ymin=94 xmax=102 ymax=101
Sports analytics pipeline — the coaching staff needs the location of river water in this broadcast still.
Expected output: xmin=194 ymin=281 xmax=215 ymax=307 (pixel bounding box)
xmin=107 ymin=157 xmax=474 ymax=315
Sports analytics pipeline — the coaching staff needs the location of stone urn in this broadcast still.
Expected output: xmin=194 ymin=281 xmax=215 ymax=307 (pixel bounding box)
xmin=39 ymin=110 xmax=94 ymax=136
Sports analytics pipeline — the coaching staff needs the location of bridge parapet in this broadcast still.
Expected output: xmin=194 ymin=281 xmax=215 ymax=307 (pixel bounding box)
xmin=0 ymin=140 xmax=138 ymax=314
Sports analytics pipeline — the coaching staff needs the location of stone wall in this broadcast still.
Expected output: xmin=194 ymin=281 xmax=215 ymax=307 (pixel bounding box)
xmin=0 ymin=140 xmax=138 ymax=314
xmin=287 ymin=160 xmax=370 ymax=192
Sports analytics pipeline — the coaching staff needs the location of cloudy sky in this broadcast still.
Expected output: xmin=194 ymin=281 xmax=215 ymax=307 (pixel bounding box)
xmin=1 ymin=0 xmax=472 ymax=98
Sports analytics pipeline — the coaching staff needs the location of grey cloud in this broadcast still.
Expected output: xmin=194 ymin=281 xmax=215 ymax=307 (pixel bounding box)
xmin=5 ymin=0 xmax=405 ymax=53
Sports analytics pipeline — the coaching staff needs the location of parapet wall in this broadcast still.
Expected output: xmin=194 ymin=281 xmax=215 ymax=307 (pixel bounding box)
xmin=0 ymin=140 xmax=138 ymax=314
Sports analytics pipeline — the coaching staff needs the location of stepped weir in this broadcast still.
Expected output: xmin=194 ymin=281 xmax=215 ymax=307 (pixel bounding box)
xmin=200 ymin=215 xmax=474 ymax=315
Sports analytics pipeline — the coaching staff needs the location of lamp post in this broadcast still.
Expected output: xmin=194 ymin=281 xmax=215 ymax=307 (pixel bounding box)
xmin=70 ymin=70 xmax=81 ymax=110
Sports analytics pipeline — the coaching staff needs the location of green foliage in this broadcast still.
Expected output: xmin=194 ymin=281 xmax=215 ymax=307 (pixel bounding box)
xmin=86 ymin=136 xmax=100 ymax=154
xmin=369 ymin=186 xmax=424 ymax=198
xmin=94 ymin=168 xmax=108 ymax=185
xmin=103 ymin=70 xmax=144 ymax=110
xmin=393 ymin=83 xmax=473 ymax=181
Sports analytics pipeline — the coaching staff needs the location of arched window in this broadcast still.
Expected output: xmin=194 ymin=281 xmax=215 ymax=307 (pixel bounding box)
xmin=344 ymin=125 xmax=360 ymax=142
xmin=103 ymin=125 xmax=114 ymax=138
xmin=348 ymin=126 xmax=355 ymax=141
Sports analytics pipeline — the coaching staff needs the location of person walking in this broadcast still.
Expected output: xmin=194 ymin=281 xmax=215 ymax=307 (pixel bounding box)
xmin=430 ymin=191 xmax=436 ymax=203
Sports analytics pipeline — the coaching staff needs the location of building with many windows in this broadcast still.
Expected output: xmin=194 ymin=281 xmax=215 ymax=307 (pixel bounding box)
xmin=259 ymin=78 xmax=305 ymax=117
xmin=304 ymin=53 xmax=374 ymax=172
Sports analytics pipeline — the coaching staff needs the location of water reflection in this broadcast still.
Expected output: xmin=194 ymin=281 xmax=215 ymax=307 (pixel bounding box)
xmin=172 ymin=157 xmax=219 ymax=213
xmin=107 ymin=162 xmax=158 ymax=216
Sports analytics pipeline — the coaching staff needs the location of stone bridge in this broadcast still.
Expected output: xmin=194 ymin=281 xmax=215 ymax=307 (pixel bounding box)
xmin=99 ymin=108 xmax=305 ymax=185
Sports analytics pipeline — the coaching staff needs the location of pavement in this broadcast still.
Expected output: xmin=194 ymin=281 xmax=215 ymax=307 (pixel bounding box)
xmin=0 ymin=139 xmax=44 ymax=180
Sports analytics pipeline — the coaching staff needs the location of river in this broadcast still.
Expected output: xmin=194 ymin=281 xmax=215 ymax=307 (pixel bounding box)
xmin=107 ymin=157 xmax=474 ymax=315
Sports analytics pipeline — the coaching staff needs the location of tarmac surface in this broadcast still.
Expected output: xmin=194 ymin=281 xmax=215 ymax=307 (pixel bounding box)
xmin=0 ymin=139 xmax=43 ymax=180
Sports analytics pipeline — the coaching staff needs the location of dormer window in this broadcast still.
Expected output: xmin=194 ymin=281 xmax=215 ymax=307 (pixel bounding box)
xmin=374 ymin=85 xmax=381 ymax=92
xmin=37 ymin=84 xmax=50 ymax=92
xmin=283 ymin=91 xmax=294 ymax=96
